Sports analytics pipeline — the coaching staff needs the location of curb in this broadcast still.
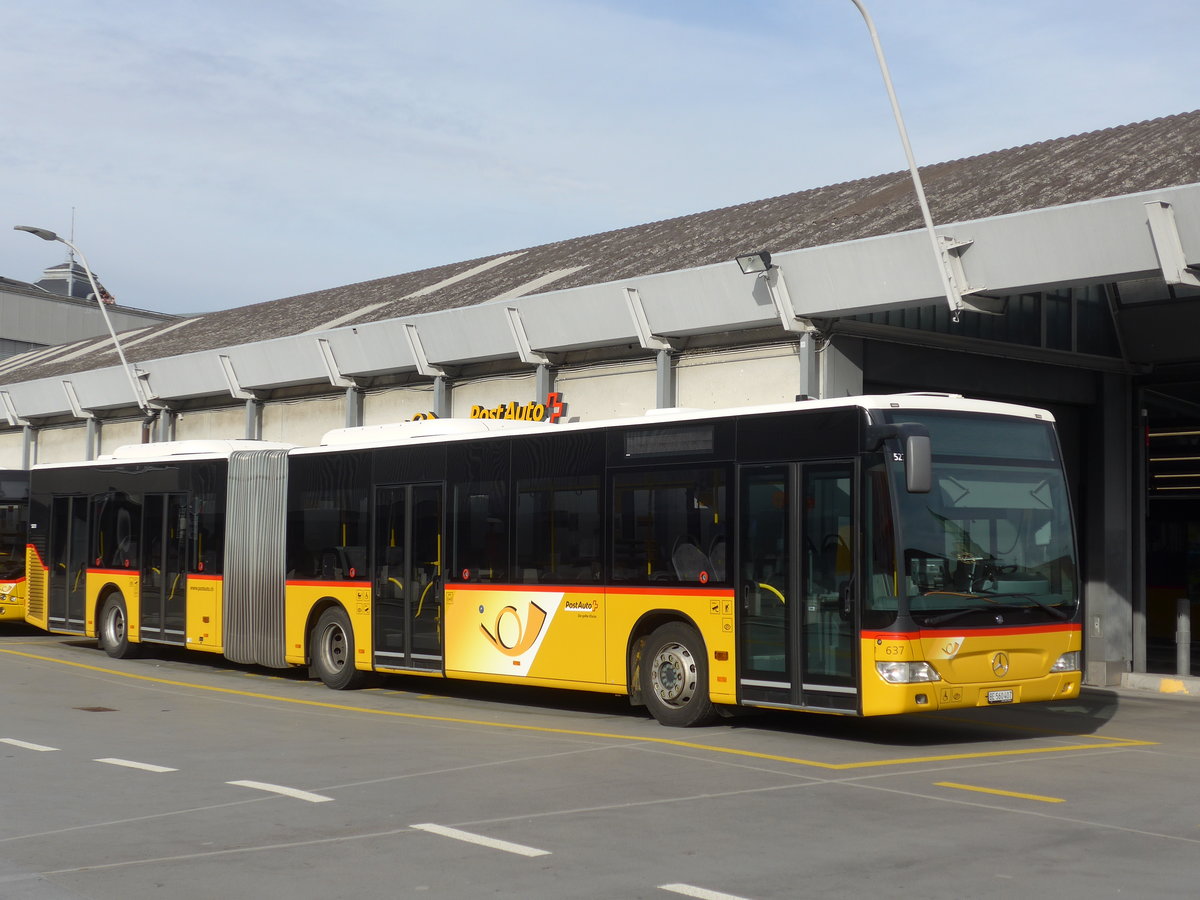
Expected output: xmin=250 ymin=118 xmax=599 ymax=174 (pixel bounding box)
xmin=1120 ymin=671 xmax=1200 ymax=697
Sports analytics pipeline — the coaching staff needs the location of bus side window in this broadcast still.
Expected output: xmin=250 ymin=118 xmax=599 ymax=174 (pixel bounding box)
xmin=611 ymin=466 xmax=728 ymax=586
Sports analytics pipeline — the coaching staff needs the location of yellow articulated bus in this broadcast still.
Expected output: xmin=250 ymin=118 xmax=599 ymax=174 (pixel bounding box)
xmin=24 ymin=394 xmax=1081 ymax=725
xmin=0 ymin=470 xmax=30 ymax=623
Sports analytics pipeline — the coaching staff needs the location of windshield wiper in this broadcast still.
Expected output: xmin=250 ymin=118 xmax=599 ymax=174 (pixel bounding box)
xmin=996 ymin=591 xmax=1070 ymax=620
xmin=916 ymin=591 xmax=1069 ymax=626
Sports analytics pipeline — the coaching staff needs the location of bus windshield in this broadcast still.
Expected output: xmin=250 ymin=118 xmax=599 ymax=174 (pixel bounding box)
xmin=877 ymin=412 xmax=1077 ymax=628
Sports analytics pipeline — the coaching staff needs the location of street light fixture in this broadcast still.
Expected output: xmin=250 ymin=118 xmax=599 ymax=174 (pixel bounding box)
xmin=14 ymin=225 xmax=152 ymax=413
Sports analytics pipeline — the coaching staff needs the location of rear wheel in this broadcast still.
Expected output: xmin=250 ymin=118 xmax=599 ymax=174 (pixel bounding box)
xmin=640 ymin=622 xmax=716 ymax=727
xmin=310 ymin=606 xmax=367 ymax=690
xmin=98 ymin=594 xmax=140 ymax=659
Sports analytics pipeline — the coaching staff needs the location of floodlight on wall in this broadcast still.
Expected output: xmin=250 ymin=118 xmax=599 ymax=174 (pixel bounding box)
xmin=14 ymin=225 xmax=153 ymax=414
xmin=736 ymin=251 xmax=773 ymax=275
xmin=734 ymin=250 xmax=815 ymax=335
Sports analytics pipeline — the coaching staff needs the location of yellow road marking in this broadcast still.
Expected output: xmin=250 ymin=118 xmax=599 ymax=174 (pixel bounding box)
xmin=0 ymin=646 xmax=1156 ymax=770
xmin=936 ymin=781 xmax=1065 ymax=803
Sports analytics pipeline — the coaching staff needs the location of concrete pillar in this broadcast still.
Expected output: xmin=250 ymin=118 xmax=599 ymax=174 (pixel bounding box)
xmin=820 ymin=337 xmax=864 ymax=399
xmin=345 ymin=386 xmax=364 ymax=428
xmin=84 ymin=418 xmax=98 ymax=461
xmin=535 ymin=363 xmax=554 ymax=400
xmin=245 ymin=399 xmax=263 ymax=440
xmin=1084 ymin=372 xmax=1135 ymax=685
xmin=157 ymin=410 xmax=176 ymax=443
xmin=22 ymin=425 xmax=35 ymax=469
xmin=798 ymin=337 xmax=819 ymax=401
xmin=655 ymin=349 xmax=675 ymax=408
xmin=434 ymin=376 xmax=452 ymax=418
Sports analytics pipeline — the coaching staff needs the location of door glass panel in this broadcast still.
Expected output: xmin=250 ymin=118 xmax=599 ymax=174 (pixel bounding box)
xmin=409 ymin=485 xmax=442 ymax=663
xmin=141 ymin=496 xmax=165 ymax=636
xmin=50 ymin=497 xmax=88 ymax=628
xmin=374 ymin=487 xmax=407 ymax=661
xmin=374 ymin=484 xmax=443 ymax=669
xmin=163 ymin=494 xmax=188 ymax=638
xmin=739 ymin=467 xmax=791 ymax=685
xmin=801 ymin=466 xmax=855 ymax=687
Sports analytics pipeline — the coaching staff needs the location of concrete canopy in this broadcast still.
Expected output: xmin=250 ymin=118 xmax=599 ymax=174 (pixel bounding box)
xmin=1 ymin=111 xmax=1198 ymax=422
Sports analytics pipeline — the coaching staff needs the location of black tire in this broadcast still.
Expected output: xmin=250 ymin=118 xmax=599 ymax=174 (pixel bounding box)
xmin=640 ymin=621 xmax=716 ymax=727
xmin=310 ymin=606 xmax=367 ymax=690
xmin=98 ymin=594 xmax=140 ymax=659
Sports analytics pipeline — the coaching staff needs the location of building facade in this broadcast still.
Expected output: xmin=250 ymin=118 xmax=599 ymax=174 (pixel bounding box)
xmin=3 ymin=111 xmax=1199 ymax=686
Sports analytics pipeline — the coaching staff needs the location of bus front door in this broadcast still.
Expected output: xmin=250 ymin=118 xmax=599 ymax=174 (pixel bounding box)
xmin=373 ymin=483 xmax=443 ymax=672
xmin=140 ymin=493 xmax=189 ymax=644
xmin=48 ymin=496 xmax=88 ymax=631
xmin=738 ymin=463 xmax=858 ymax=712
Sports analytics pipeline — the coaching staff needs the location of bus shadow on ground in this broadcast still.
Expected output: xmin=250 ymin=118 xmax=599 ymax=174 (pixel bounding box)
xmin=715 ymin=692 xmax=1123 ymax=748
xmin=57 ymin=637 xmax=1120 ymax=748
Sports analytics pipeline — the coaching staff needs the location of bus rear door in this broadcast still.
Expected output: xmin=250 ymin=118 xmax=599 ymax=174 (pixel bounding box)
xmin=48 ymin=496 xmax=89 ymax=631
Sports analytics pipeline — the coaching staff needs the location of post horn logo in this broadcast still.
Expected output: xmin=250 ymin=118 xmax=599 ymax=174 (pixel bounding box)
xmin=480 ymin=602 xmax=548 ymax=657
xmin=991 ymin=651 xmax=1011 ymax=678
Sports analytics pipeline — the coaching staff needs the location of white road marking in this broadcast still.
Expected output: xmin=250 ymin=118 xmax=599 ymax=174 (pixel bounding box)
xmin=94 ymin=758 xmax=178 ymax=773
xmin=0 ymin=739 xmax=59 ymax=752
xmin=227 ymin=780 xmax=334 ymax=803
xmin=411 ymin=823 xmax=551 ymax=857
xmin=660 ymin=884 xmax=753 ymax=900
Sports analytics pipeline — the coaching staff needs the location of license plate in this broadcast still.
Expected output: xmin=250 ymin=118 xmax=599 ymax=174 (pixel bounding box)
xmin=987 ymin=689 xmax=1014 ymax=704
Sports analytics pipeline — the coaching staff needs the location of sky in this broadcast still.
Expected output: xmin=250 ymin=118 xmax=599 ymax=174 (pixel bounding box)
xmin=2 ymin=0 xmax=1193 ymax=316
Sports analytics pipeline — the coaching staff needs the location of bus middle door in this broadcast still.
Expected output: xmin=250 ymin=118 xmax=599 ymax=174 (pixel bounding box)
xmin=737 ymin=462 xmax=858 ymax=712
xmin=140 ymin=493 xmax=189 ymax=644
xmin=372 ymin=483 xmax=443 ymax=672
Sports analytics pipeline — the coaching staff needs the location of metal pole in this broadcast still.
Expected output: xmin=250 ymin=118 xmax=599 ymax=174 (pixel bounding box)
xmin=846 ymin=0 xmax=964 ymax=320
xmin=14 ymin=227 xmax=149 ymax=411
xmin=1178 ymin=597 xmax=1193 ymax=677
xmin=60 ymin=237 xmax=149 ymax=411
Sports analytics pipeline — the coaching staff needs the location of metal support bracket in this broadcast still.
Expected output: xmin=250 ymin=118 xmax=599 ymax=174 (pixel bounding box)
xmin=1146 ymin=200 xmax=1200 ymax=288
xmin=505 ymin=306 xmax=552 ymax=366
xmin=0 ymin=390 xmax=28 ymax=428
xmin=61 ymin=380 xmax=95 ymax=421
xmin=763 ymin=267 xmax=818 ymax=334
xmin=218 ymin=355 xmax=261 ymax=401
xmin=624 ymin=288 xmax=676 ymax=351
xmin=403 ymin=323 xmax=447 ymax=378
xmin=937 ymin=237 xmax=1005 ymax=315
xmin=316 ymin=338 xmax=358 ymax=388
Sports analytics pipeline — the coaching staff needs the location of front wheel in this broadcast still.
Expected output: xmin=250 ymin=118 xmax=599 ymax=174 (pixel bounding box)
xmin=98 ymin=594 xmax=140 ymax=659
xmin=640 ymin=622 xmax=716 ymax=727
xmin=310 ymin=606 xmax=367 ymax=690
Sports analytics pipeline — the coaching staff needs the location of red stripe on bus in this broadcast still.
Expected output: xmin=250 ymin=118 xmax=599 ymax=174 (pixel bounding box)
xmin=862 ymin=623 xmax=1081 ymax=641
xmin=447 ymin=582 xmax=735 ymax=598
xmin=287 ymin=579 xmax=371 ymax=588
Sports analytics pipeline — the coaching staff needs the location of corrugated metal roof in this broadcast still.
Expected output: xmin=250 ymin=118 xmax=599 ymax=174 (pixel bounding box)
xmin=9 ymin=110 xmax=1200 ymax=384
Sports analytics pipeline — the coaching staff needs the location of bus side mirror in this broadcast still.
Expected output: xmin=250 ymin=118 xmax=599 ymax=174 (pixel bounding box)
xmin=867 ymin=422 xmax=931 ymax=494
xmin=904 ymin=433 xmax=932 ymax=493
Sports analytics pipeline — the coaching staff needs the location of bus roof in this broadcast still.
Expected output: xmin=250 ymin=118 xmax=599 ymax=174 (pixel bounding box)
xmin=32 ymin=439 xmax=296 ymax=469
xmin=292 ymin=393 xmax=1055 ymax=456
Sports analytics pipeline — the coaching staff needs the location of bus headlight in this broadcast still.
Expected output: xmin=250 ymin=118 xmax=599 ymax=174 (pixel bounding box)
xmin=875 ymin=661 xmax=941 ymax=684
xmin=1050 ymin=651 xmax=1080 ymax=672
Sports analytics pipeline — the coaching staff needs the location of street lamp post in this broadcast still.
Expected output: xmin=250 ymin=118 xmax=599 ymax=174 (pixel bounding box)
xmin=14 ymin=225 xmax=153 ymax=413
xmin=846 ymin=0 xmax=968 ymax=321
